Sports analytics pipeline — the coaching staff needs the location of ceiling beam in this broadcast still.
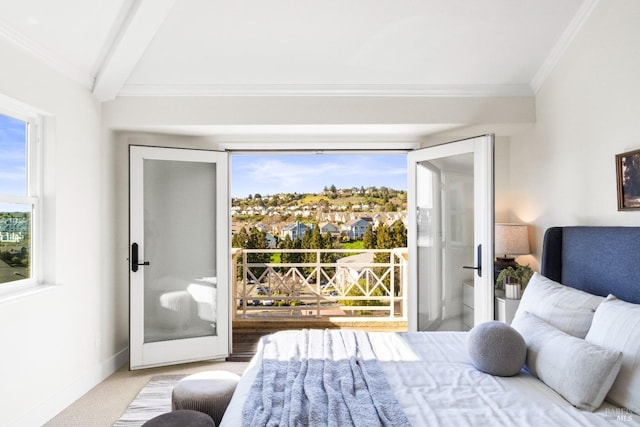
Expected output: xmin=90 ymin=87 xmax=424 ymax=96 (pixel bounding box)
xmin=92 ymin=0 xmax=177 ymax=102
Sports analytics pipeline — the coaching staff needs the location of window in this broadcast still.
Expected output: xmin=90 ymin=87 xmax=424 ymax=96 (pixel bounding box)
xmin=0 ymin=108 xmax=41 ymax=288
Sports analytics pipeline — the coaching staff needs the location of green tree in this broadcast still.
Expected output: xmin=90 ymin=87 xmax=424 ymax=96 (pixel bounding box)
xmin=303 ymin=224 xmax=322 ymax=275
xmin=373 ymin=224 xmax=393 ymax=288
xmin=301 ymin=226 xmax=312 ymax=249
xmin=383 ymin=221 xmax=407 ymax=295
xmin=246 ymin=226 xmax=266 ymax=250
xmin=279 ymin=234 xmax=293 ymax=265
xmin=280 ymin=234 xmax=303 ymax=272
xmin=231 ymin=227 xmax=249 ymax=280
xmin=232 ymin=226 xmax=249 ymax=248
xmin=321 ymin=231 xmax=336 ymax=263
xmin=323 ymin=231 xmax=334 ymax=249
xmin=291 ymin=236 xmax=303 ymax=271
xmin=233 ymin=226 xmax=270 ymax=280
xmin=249 ymin=227 xmax=270 ymax=279
xmin=362 ymin=224 xmax=376 ymax=249
xmin=391 ymin=220 xmax=407 ymax=248
xmin=375 ymin=224 xmax=393 ymax=250
xmin=309 ymin=224 xmax=322 ymax=248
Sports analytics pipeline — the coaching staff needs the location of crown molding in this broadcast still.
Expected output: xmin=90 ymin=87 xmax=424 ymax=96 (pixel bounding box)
xmin=530 ymin=0 xmax=600 ymax=93
xmin=117 ymin=83 xmax=534 ymax=98
xmin=0 ymin=18 xmax=94 ymax=89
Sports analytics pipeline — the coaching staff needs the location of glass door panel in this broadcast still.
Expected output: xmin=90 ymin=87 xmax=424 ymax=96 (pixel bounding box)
xmin=143 ymin=159 xmax=218 ymax=343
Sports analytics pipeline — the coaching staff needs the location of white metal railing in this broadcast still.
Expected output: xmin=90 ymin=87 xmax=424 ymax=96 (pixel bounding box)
xmin=231 ymin=248 xmax=408 ymax=320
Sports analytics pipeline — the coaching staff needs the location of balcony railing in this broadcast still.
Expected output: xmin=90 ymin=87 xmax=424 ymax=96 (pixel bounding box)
xmin=231 ymin=248 xmax=408 ymax=320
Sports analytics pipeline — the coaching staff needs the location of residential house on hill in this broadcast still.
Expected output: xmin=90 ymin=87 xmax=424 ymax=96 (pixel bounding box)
xmin=342 ymin=218 xmax=372 ymax=240
xmin=373 ymin=213 xmax=408 ymax=230
xmin=280 ymin=220 xmax=310 ymax=240
xmin=319 ymin=222 xmax=340 ymax=238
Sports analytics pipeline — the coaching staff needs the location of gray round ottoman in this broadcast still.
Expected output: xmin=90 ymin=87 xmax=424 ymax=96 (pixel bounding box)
xmin=142 ymin=409 xmax=215 ymax=427
xmin=171 ymin=371 xmax=240 ymax=426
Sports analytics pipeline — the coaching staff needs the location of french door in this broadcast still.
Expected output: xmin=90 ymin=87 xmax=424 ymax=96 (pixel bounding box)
xmin=129 ymin=146 xmax=229 ymax=369
xmin=407 ymin=135 xmax=494 ymax=331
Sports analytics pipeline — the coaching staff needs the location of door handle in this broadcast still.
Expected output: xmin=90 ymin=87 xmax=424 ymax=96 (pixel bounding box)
xmin=462 ymin=244 xmax=482 ymax=277
xmin=131 ymin=243 xmax=150 ymax=272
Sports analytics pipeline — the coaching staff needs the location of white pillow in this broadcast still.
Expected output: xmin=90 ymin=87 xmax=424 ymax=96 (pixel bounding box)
xmin=512 ymin=272 xmax=604 ymax=338
xmin=585 ymin=295 xmax=640 ymax=414
xmin=512 ymin=311 xmax=622 ymax=411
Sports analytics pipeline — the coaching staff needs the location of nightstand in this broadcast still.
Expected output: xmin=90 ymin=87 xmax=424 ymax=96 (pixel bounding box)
xmin=494 ymin=290 xmax=520 ymax=324
xmin=462 ymin=281 xmax=474 ymax=330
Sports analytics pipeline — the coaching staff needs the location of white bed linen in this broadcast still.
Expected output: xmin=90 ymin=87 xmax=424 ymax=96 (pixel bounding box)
xmin=220 ymin=331 xmax=638 ymax=426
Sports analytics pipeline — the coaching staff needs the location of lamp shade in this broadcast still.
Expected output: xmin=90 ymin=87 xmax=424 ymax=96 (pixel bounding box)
xmin=495 ymin=224 xmax=530 ymax=257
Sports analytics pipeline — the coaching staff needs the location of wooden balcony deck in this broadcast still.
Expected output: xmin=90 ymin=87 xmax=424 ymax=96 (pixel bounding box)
xmin=228 ymin=318 xmax=408 ymax=361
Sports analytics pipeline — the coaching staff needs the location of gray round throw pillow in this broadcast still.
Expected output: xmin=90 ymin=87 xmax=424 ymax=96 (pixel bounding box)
xmin=467 ymin=321 xmax=526 ymax=376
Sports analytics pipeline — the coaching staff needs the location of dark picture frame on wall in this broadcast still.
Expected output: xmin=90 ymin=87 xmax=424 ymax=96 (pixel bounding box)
xmin=616 ymin=149 xmax=640 ymax=211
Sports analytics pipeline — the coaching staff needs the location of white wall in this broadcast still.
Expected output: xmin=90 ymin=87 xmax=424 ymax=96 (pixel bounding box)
xmin=509 ymin=0 xmax=640 ymax=268
xmin=0 ymin=40 xmax=121 ymax=427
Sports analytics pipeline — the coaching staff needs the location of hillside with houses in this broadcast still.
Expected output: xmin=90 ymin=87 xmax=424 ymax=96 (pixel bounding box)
xmin=232 ymin=185 xmax=407 ymax=248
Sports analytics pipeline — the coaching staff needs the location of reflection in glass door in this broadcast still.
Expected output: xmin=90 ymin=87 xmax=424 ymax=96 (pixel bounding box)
xmin=142 ymin=159 xmax=219 ymax=343
xmin=408 ymin=136 xmax=494 ymax=332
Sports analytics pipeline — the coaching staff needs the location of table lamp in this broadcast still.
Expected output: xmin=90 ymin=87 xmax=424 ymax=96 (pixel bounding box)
xmin=494 ymin=223 xmax=530 ymax=281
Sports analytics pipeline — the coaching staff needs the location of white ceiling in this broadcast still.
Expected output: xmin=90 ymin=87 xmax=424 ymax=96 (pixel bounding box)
xmin=0 ymin=0 xmax=596 ymax=102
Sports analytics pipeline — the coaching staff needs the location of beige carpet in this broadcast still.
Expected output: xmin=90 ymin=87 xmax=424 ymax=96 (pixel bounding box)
xmin=43 ymin=360 xmax=249 ymax=427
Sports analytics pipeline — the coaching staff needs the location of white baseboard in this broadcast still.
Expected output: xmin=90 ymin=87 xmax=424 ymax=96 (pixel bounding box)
xmin=9 ymin=347 xmax=129 ymax=427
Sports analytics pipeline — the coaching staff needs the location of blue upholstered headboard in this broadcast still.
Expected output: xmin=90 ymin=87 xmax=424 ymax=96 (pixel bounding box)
xmin=541 ymin=226 xmax=640 ymax=304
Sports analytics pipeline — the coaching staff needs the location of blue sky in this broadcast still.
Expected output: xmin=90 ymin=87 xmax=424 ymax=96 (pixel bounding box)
xmin=0 ymin=114 xmax=27 ymax=197
xmin=231 ymin=153 xmax=407 ymax=198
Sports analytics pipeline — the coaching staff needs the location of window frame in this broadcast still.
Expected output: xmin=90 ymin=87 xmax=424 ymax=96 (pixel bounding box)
xmin=0 ymin=101 xmax=43 ymax=294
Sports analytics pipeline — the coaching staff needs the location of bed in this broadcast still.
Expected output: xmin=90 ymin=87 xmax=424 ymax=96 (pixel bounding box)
xmin=220 ymin=226 xmax=640 ymax=426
